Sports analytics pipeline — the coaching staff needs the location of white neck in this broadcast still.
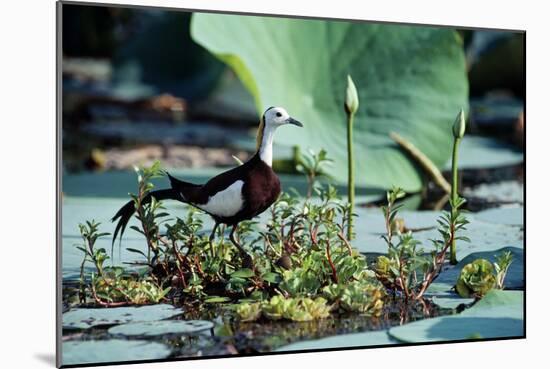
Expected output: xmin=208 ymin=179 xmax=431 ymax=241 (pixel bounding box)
xmin=258 ymin=124 xmax=276 ymax=166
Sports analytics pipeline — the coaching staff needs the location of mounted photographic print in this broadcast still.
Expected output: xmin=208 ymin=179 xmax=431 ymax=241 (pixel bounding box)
xmin=57 ymin=1 xmax=525 ymax=367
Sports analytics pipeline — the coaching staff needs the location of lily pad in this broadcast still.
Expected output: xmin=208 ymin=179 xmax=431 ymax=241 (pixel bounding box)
xmin=63 ymin=304 xmax=182 ymax=329
xmin=443 ymin=136 xmax=523 ymax=170
xmin=475 ymin=206 xmax=524 ymax=226
xmin=108 ymin=320 xmax=214 ymax=337
xmin=276 ymin=330 xmax=397 ymax=352
xmin=389 ymin=290 xmax=524 ymax=342
xmin=62 ymin=339 xmax=171 ymax=365
xmin=192 ymin=14 xmax=468 ymax=192
xmin=463 ymin=181 xmax=523 ymax=204
xmin=424 ymin=282 xmax=475 ymax=309
xmin=431 ymin=295 xmax=475 ymax=310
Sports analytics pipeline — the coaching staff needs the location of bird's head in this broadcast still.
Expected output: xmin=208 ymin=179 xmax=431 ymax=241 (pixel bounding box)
xmin=262 ymin=106 xmax=303 ymax=128
xmin=255 ymin=106 xmax=303 ymax=163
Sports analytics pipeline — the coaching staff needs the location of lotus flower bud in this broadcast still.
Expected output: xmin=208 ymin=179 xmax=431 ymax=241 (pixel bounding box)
xmin=345 ymin=75 xmax=359 ymax=115
xmin=453 ymin=109 xmax=466 ymax=139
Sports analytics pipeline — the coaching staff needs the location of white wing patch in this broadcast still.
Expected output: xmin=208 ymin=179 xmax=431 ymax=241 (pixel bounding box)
xmin=198 ymin=180 xmax=245 ymax=217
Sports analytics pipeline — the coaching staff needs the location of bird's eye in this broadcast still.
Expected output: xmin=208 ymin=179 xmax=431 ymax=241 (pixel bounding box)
xmin=276 ymin=112 xmax=282 ymax=117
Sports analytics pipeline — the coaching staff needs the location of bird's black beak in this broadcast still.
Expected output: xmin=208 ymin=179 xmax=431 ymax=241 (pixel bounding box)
xmin=286 ymin=117 xmax=303 ymax=127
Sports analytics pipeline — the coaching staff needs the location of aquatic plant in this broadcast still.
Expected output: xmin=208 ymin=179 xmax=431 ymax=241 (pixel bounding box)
xmin=455 ymin=259 xmax=496 ymax=298
xmin=494 ymin=250 xmax=514 ymax=289
xmin=92 ymin=272 xmax=171 ymax=306
xmin=375 ymin=186 xmax=470 ymax=301
xmin=78 ymin=220 xmax=110 ymax=278
xmin=75 ymin=161 xmax=384 ymax=317
xmin=450 ymin=109 xmax=467 ymax=264
xmin=322 ymin=279 xmax=385 ymax=315
xmin=76 ymin=220 xmax=171 ymax=306
xmin=234 ymin=302 xmax=262 ymax=322
xmin=127 ymin=161 xmax=170 ymax=265
xmin=234 ymin=295 xmax=331 ymax=322
xmin=295 ymin=148 xmax=333 ymax=198
xmin=76 ymin=220 xmax=110 ymax=302
xmin=456 ymin=251 xmax=514 ymax=298
xmin=345 ymin=75 xmax=359 ymax=240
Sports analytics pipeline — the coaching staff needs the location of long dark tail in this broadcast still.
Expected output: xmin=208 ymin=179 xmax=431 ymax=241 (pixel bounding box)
xmin=111 ymin=189 xmax=179 ymax=245
xmin=166 ymin=172 xmax=200 ymax=193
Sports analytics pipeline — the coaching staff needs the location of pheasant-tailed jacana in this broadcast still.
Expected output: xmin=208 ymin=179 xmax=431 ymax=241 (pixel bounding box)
xmin=112 ymin=106 xmax=303 ymax=263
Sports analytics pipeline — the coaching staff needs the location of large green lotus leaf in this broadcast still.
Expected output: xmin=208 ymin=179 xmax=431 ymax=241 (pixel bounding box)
xmin=276 ymin=330 xmax=397 ymax=352
xmin=63 ymin=339 xmax=171 ymax=365
xmin=389 ymin=290 xmax=524 ymax=342
xmin=191 ymin=14 xmax=468 ymax=192
xmin=108 ymin=320 xmax=214 ymax=337
xmin=63 ymin=304 xmax=182 ymax=329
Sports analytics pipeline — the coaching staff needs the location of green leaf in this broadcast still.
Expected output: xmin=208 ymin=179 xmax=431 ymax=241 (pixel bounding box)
xmin=76 ymin=246 xmax=88 ymax=254
xmin=126 ymin=248 xmax=148 ymax=259
xmin=204 ymin=296 xmax=232 ymax=303
xmin=129 ymin=226 xmax=145 ymax=235
xmin=191 ymin=14 xmax=468 ymax=192
xmin=231 ymin=268 xmax=255 ymax=279
xmin=262 ymin=272 xmax=281 ymax=284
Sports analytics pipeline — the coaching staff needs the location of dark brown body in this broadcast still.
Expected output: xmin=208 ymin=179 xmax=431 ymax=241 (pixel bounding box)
xmin=169 ymin=153 xmax=281 ymax=225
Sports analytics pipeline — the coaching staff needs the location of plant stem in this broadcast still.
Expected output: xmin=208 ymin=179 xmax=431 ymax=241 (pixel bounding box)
xmin=79 ymin=258 xmax=87 ymax=303
xmin=325 ymin=239 xmax=338 ymax=283
xmin=86 ymin=238 xmax=103 ymax=277
xmin=450 ymin=137 xmax=460 ymax=265
xmin=346 ymin=112 xmax=355 ymax=240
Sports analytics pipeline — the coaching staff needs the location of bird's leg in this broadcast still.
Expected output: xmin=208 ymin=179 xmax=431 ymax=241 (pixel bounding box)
xmin=229 ymin=224 xmax=254 ymax=268
xmin=229 ymin=224 xmax=246 ymax=254
xmin=208 ymin=222 xmax=219 ymax=258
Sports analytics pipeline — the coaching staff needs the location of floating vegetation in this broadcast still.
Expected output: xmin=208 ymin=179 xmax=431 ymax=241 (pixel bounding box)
xmin=73 ymin=160 xmax=387 ymax=324
xmin=456 ymin=251 xmax=513 ymax=298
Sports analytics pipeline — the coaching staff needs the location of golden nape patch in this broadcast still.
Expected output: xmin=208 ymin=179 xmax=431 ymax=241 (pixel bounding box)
xmin=256 ymin=118 xmax=265 ymax=150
